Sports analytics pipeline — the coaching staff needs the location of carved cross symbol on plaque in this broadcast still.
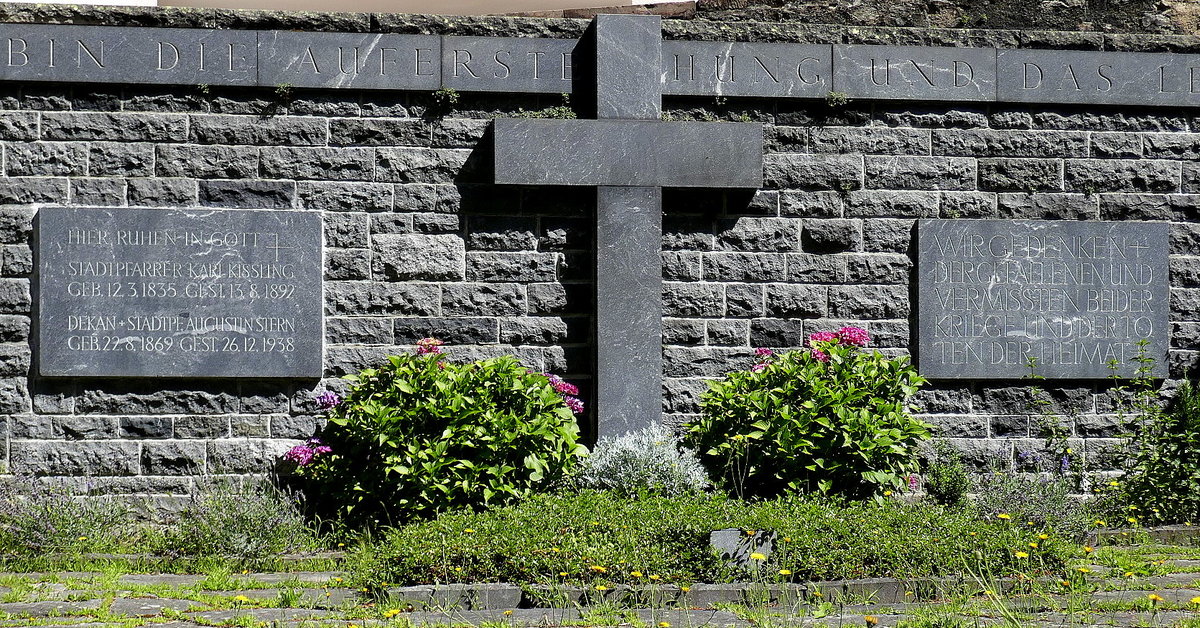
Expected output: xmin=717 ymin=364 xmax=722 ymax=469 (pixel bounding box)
xmin=492 ymin=14 xmax=764 ymax=439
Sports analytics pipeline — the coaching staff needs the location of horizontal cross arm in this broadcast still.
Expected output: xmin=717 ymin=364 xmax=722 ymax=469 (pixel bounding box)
xmin=493 ymin=118 xmax=763 ymax=188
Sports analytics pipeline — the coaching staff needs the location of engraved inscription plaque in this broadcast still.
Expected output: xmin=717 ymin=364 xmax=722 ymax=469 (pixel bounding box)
xmin=917 ymin=219 xmax=1169 ymax=379
xmin=37 ymin=208 xmax=323 ymax=378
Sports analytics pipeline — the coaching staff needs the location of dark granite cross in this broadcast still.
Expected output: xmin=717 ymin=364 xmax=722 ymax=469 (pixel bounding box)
xmin=492 ymin=14 xmax=763 ymax=439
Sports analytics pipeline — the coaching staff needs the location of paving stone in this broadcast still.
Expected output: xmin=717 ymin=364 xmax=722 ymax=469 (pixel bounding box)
xmin=0 ymin=598 xmax=103 ymax=616
xmin=402 ymin=609 xmax=581 ymax=625
xmin=107 ymin=597 xmax=198 ymax=617
xmin=245 ymin=571 xmax=346 ymax=585
xmin=118 ymin=574 xmax=205 ymax=587
xmin=186 ymin=607 xmax=339 ymax=622
xmin=202 ymin=587 xmax=358 ymax=607
xmin=1089 ymin=587 xmax=1200 ymax=603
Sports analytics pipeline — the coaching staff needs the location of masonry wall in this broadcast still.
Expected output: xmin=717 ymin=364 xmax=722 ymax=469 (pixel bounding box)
xmin=0 ymin=5 xmax=1198 ymax=503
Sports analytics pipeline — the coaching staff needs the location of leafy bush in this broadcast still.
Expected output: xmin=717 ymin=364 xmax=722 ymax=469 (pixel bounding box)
xmin=1100 ymin=380 xmax=1200 ymax=525
xmin=688 ymin=328 xmax=930 ymax=499
xmin=0 ymin=477 xmax=134 ymax=555
xmin=572 ymin=425 xmax=710 ymax=497
xmin=160 ymin=480 xmax=318 ymax=559
xmin=970 ymin=472 xmax=1091 ymax=541
xmin=923 ymin=443 xmax=971 ymax=507
xmin=356 ymin=491 xmax=1076 ymax=587
xmin=294 ymin=341 xmax=587 ymax=524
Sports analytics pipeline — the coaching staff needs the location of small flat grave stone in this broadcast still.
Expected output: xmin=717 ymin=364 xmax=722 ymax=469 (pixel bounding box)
xmin=37 ymin=207 xmax=323 ymax=378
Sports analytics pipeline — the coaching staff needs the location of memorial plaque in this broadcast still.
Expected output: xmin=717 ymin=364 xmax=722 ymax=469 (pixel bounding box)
xmin=258 ymin=31 xmax=440 ymax=90
xmin=997 ymin=49 xmax=1200 ymax=107
xmin=833 ymin=45 xmax=996 ymax=102
xmin=442 ymin=36 xmax=574 ymax=93
xmin=0 ymin=24 xmax=257 ymax=86
xmin=37 ymin=208 xmax=323 ymax=378
xmin=917 ymin=219 xmax=1169 ymax=379
xmin=662 ymin=42 xmax=832 ymax=98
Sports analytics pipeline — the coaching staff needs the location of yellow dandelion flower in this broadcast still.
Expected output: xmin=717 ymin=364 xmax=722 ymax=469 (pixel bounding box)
xmin=1029 ymin=543 xmax=1039 ymax=549
xmin=504 ymin=610 xmax=513 ymax=616
xmin=1148 ymin=594 xmax=1164 ymax=603
xmin=590 ymin=565 xmax=607 ymax=573
xmin=984 ymin=590 xmax=995 ymax=596
xmin=1129 ymin=505 xmax=1138 ymax=510
xmin=1094 ymin=520 xmax=1107 ymax=526
xmin=1015 ymin=551 xmax=1029 ymax=558
xmin=1128 ymin=517 xmax=1139 ymax=523
xmin=659 ymin=623 xmax=671 ymax=628
xmin=745 ymin=530 xmax=756 ymax=536
xmin=778 ymin=569 xmax=792 ymax=576
xmin=595 ymin=585 xmax=609 ymax=591
xmin=1084 ymin=546 xmax=1095 ymax=553
xmin=631 ymin=571 xmax=643 ymax=578
xmin=233 ymin=595 xmax=251 ymax=603
xmin=750 ymin=552 xmax=767 ymax=560
xmin=77 ymin=536 xmax=87 ymax=541
xmin=968 ymin=531 xmax=977 ymax=536
xmin=1038 ymin=534 xmax=1049 ymax=540
xmin=463 ymin=528 xmax=475 ymax=533
xmin=681 ymin=586 xmax=691 ymax=593
xmin=782 ymin=537 xmax=792 ymax=542
xmin=997 ymin=513 xmax=1011 ymax=520
xmin=1060 ymin=580 xmax=1070 ymax=587
xmin=383 ymin=609 xmax=401 ymax=618
xmin=1109 ymin=480 xmax=1119 ymax=486
xmin=1077 ymin=567 xmax=1091 ymax=573
xmin=1191 ymin=596 xmax=1200 ymax=604
xmin=864 ymin=616 xmax=879 ymax=626
xmin=1027 ymin=521 xmax=1035 ymax=526
xmin=883 ymin=491 xmax=893 ymax=496
xmin=649 ymin=575 xmax=661 ymax=581
xmin=1125 ymin=572 xmax=1135 ymax=578
xmin=558 ymin=572 xmax=568 ymax=577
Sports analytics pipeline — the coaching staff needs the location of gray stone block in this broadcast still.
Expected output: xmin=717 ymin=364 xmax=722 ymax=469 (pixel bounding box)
xmin=5 ymin=142 xmax=87 ymax=176
xmin=377 ymin=148 xmax=470 ymax=184
xmin=89 ymin=142 xmax=154 ymax=177
xmin=0 ymin=111 xmax=38 ymax=140
xmin=979 ymin=158 xmax=1063 ymax=192
xmin=785 ymin=253 xmax=846 ymax=283
xmin=69 ymin=178 xmax=125 ymax=206
xmin=199 ymin=180 xmax=295 ymax=208
xmin=142 ymin=441 xmax=205 ymax=475
xmin=763 ymin=154 xmax=861 ymax=191
xmin=10 ymin=441 xmax=139 ymax=476
xmin=828 ymin=284 xmax=908 ymax=318
xmin=931 ymin=129 xmax=1088 ymax=158
xmin=190 ymin=114 xmax=327 ymax=145
xmin=260 ymin=146 xmax=374 ymax=181
xmin=764 ymin=284 xmax=826 ymax=318
xmin=997 ymin=193 xmax=1098 ymax=220
xmin=441 ymin=283 xmax=524 ymax=316
xmin=466 ymin=251 xmax=557 ymax=282
xmin=702 ymin=252 xmax=785 ymax=282
xmin=724 ymin=284 xmax=764 ymax=317
xmin=716 ymin=218 xmax=799 ymax=252
xmin=865 ymin=156 xmax=975 ymax=191
xmin=1065 ymin=159 xmax=1180 ymax=193
xmin=0 ymin=177 xmax=67 ymax=204
xmin=41 ymin=111 xmax=187 ymax=142
xmin=156 ymin=144 xmax=258 ymax=178
xmin=663 ymin=282 xmax=723 ymax=317
xmin=810 ymin=127 xmax=929 ymax=155
xmin=325 ymin=282 xmax=439 ymax=316
xmin=663 ymin=318 xmax=704 ymax=345
xmin=127 ymin=178 xmax=196 ymax=207
xmin=802 ymin=218 xmax=860 ymax=252
xmin=373 ymin=234 xmax=465 ymax=281
xmin=299 ymin=181 xmax=394 ymax=212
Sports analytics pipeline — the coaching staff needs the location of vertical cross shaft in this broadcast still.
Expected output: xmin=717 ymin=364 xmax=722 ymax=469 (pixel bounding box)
xmin=592 ymin=14 xmax=663 ymax=439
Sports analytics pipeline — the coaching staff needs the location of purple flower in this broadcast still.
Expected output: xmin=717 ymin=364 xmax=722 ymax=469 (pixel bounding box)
xmin=808 ymin=331 xmax=838 ymax=345
xmin=416 ymin=337 xmax=444 ymax=355
xmin=812 ymin=350 xmax=830 ymax=363
xmin=754 ymin=347 xmax=774 ymax=357
xmin=564 ymin=396 xmax=585 ymax=414
xmin=751 ymin=363 xmax=767 ymax=373
xmin=315 ymin=391 xmax=342 ymax=410
xmin=284 ymin=438 xmax=332 ymax=467
xmin=836 ymin=326 xmax=870 ymax=347
xmin=907 ymin=474 xmax=919 ymax=491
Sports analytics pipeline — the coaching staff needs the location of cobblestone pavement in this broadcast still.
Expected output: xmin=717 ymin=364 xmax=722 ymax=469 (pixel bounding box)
xmin=0 ymin=549 xmax=1197 ymax=627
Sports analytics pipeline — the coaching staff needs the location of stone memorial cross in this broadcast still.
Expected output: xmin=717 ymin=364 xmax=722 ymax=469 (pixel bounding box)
xmin=492 ymin=14 xmax=764 ymax=439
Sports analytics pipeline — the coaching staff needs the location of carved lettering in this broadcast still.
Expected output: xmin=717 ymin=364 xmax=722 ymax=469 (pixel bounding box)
xmin=156 ymin=41 xmax=179 ymax=71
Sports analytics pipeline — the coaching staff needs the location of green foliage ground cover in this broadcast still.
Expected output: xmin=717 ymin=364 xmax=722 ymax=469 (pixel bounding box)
xmin=359 ymin=490 xmax=1077 ymax=587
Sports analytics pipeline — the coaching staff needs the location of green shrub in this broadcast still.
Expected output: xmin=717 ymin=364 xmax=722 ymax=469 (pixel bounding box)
xmin=0 ymin=477 xmax=135 ymax=555
xmin=688 ymin=328 xmax=930 ymax=499
xmin=160 ymin=480 xmax=318 ymax=559
xmin=1101 ymin=380 xmax=1200 ymax=525
xmin=923 ymin=443 xmax=971 ymax=507
xmin=572 ymin=425 xmax=710 ymax=497
xmin=295 ymin=343 xmax=587 ymax=524
xmin=356 ymin=491 xmax=1077 ymax=587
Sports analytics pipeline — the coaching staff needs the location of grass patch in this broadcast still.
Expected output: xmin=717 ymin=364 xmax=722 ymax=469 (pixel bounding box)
xmin=357 ymin=491 xmax=1080 ymax=587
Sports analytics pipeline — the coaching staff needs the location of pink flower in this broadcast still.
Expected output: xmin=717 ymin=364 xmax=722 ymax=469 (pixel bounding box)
xmin=542 ymin=373 xmax=580 ymax=396
xmin=754 ymin=347 xmax=774 ymax=357
xmin=284 ymin=438 xmax=331 ymax=467
xmin=907 ymin=474 xmax=919 ymax=491
xmin=564 ymin=396 xmax=585 ymax=414
xmin=836 ymin=326 xmax=870 ymax=347
xmin=415 ymin=337 xmax=444 ymax=355
xmin=808 ymin=331 xmax=838 ymax=346
xmin=751 ymin=363 xmax=767 ymax=372
xmin=314 ymin=391 xmax=342 ymax=410
xmin=812 ymin=350 xmax=830 ymax=363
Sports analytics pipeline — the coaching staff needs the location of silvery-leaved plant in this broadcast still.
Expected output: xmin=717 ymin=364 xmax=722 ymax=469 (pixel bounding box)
xmin=574 ymin=424 xmax=711 ymax=497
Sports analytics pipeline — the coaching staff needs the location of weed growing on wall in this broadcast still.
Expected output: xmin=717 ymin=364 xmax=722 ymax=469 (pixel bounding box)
xmin=689 ymin=327 xmax=930 ymax=499
xmin=291 ymin=340 xmax=587 ymax=525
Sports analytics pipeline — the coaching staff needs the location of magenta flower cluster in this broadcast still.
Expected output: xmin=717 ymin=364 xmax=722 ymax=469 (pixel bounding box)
xmin=808 ymin=326 xmax=871 ymax=363
xmin=751 ymin=347 xmax=774 ymax=372
xmin=543 ymin=373 xmax=585 ymax=414
xmin=416 ymin=337 xmax=444 ymax=355
xmin=284 ymin=438 xmax=331 ymax=467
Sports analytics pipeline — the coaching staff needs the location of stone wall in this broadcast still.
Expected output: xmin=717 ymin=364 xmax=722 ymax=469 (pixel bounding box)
xmin=0 ymin=4 xmax=1198 ymax=502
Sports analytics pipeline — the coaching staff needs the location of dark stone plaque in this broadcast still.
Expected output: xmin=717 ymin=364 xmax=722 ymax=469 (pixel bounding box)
xmin=833 ymin=45 xmax=996 ymax=102
xmin=442 ymin=36 xmax=574 ymax=93
xmin=37 ymin=208 xmax=323 ymax=378
xmin=0 ymin=24 xmax=257 ymax=86
xmin=493 ymin=118 xmax=763 ymax=188
xmin=662 ymin=42 xmax=832 ymax=98
xmin=997 ymin=49 xmax=1200 ymax=107
xmin=258 ymin=31 xmax=440 ymax=90
xmin=917 ymin=219 xmax=1169 ymax=379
